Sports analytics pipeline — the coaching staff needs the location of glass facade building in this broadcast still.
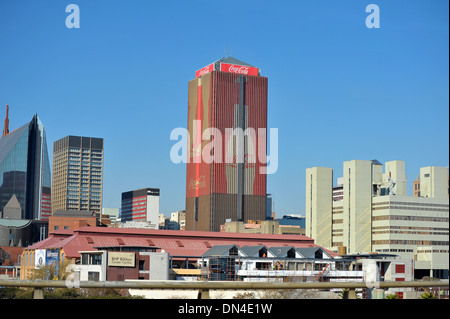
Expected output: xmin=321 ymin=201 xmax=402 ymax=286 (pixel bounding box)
xmin=0 ymin=114 xmax=51 ymax=220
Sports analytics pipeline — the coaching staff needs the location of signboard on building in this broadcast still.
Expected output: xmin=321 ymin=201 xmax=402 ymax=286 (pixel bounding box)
xmin=45 ymin=249 xmax=59 ymax=267
xmin=35 ymin=249 xmax=46 ymax=268
xmin=195 ymin=63 xmax=215 ymax=78
xmin=220 ymin=63 xmax=259 ymax=76
xmin=108 ymin=252 xmax=135 ymax=267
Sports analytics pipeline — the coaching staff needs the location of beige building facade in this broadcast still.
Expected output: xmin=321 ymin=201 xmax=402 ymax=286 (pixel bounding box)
xmin=52 ymin=136 xmax=104 ymax=214
xmin=306 ymin=160 xmax=449 ymax=279
xmin=223 ymin=219 xmax=305 ymax=235
xmin=305 ymin=167 xmax=333 ymax=248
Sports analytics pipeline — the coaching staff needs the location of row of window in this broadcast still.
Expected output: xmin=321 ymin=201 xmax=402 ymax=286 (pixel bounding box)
xmin=54 ymin=226 xmax=69 ymax=230
xmin=372 ymin=230 xmax=448 ymax=236
xmin=373 ymin=205 xmax=448 ymax=213
xmin=416 ymin=249 xmax=449 ymax=254
xmin=22 ymin=251 xmax=65 ymax=267
xmin=373 ymin=201 xmax=449 ymax=208
xmin=377 ymin=248 xmax=415 ymax=253
xmin=372 ymin=240 xmax=449 ymax=246
xmin=372 ymin=215 xmax=449 ymax=222
xmin=69 ymin=148 xmax=102 ymax=154
xmin=372 ymin=225 xmax=449 ymax=231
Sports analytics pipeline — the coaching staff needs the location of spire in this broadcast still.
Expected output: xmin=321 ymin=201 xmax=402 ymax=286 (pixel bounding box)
xmin=2 ymin=104 xmax=9 ymax=137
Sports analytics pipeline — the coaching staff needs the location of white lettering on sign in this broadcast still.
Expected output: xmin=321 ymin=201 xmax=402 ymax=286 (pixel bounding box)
xmin=228 ymin=65 xmax=250 ymax=74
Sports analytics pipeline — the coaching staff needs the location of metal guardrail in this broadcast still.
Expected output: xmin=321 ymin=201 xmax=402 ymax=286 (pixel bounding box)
xmin=0 ymin=279 xmax=448 ymax=299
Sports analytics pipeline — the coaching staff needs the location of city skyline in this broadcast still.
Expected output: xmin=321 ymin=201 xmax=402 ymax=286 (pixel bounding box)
xmin=0 ymin=1 xmax=448 ymax=217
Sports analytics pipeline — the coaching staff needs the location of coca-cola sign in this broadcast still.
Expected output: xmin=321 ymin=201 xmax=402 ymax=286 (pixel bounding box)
xmin=220 ymin=63 xmax=259 ymax=76
xmin=195 ymin=63 xmax=215 ymax=78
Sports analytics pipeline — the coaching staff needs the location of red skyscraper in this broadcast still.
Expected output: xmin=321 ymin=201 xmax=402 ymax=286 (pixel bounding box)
xmin=185 ymin=57 xmax=268 ymax=231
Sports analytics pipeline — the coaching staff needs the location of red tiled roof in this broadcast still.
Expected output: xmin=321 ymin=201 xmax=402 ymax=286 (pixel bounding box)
xmin=24 ymin=226 xmax=332 ymax=259
xmin=0 ymin=246 xmax=24 ymax=265
xmin=26 ymin=230 xmax=74 ymax=250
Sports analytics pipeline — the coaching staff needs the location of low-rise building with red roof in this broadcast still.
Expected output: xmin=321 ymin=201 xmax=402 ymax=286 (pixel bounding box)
xmin=20 ymin=226 xmax=334 ymax=280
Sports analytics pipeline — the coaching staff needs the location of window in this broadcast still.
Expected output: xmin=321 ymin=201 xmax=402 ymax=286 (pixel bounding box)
xmin=176 ymin=240 xmax=184 ymax=247
xmin=81 ymin=254 xmax=88 ymax=265
xmin=194 ymin=197 xmax=198 ymax=221
xmin=204 ymin=241 xmax=212 ymax=248
xmin=395 ymin=264 xmax=405 ymax=273
xmin=64 ymin=226 xmax=69 ymax=230
xmin=91 ymin=254 xmax=102 ymax=265
xmin=88 ymin=272 xmax=99 ymax=281
xmin=54 ymin=226 xmax=59 ymax=230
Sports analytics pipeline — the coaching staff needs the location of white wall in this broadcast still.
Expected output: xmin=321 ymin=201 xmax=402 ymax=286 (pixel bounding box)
xmin=146 ymin=195 xmax=160 ymax=228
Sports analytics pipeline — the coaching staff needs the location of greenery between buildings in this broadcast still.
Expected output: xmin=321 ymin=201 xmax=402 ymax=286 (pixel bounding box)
xmin=0 ymin=286 xmax=143 ymax=299
xmin=0 ymin=261 xmax=142 ymax=299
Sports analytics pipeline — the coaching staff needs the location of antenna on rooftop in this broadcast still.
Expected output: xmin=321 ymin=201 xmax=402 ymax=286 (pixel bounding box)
xmin=2 ymin=104 xmax=9 ymax=137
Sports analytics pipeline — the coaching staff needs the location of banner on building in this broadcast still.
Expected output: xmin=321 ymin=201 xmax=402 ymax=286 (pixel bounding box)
xmin=108 ymin=252 xmax=135 ymax=267
xmin=35 ymin=249 xmax=46 ymax=268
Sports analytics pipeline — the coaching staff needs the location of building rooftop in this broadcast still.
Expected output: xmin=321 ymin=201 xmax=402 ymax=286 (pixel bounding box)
xmin=0 ymin=121 xmax=29 ymax=164
xmin=52 ymin=210 xmax=96 ymax=217
xmin=338 ymin=253 xmax=399 ymax=260
xmin=218 ymin=56 xmax=255 ymax=67
xmin=25 ymin=226 xmax=328 ymax=260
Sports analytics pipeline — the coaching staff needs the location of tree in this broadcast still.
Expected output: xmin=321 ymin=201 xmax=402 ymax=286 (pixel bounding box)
xmin=29 ymin=258 xmax=72 ymax=281
xmin=419 ymin=292 xmax=436 ymax=299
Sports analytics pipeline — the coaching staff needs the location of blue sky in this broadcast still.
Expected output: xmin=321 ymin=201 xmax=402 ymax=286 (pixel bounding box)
xmin=0 ymin=0 xmax=448 ymax=217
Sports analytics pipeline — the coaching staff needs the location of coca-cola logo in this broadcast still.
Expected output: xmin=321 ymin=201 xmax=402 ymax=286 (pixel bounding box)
xmin=226 ymin=154 xmax=256 ymax=169
xmin=195 ymin=64 xmax=214 ymax=77
xmin=228 ymin=64 xmax=249 ymax=74
xmin=198 ymin=67 xmax=210 ymax=76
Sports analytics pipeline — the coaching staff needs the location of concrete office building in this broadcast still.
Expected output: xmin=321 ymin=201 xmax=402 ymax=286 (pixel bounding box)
xmin=222 ymin=219 xmax=304 ymax=235
xmin=413 ymin=166 xmax=449 ymax=199
xmin=121 ymin=188 xmax=159 ymax=228
xmin=305 ymin=167 xmax=333 ymax=249
xmin=52 ymin=136 xmax=104 ymax=214
xmin=306 ymin=160 xmax=449 ymax=279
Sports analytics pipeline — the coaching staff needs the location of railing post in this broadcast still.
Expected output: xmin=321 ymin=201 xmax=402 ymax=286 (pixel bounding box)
xmin=33 ymin=288 xmax=44 ymax=299
xmin=347 ymin=288 xmax=356 ymax=299
xmin=342 ymin=288 xmax=356 ymax=299
xmin=197 ymin=289 xmax=210 ymax=299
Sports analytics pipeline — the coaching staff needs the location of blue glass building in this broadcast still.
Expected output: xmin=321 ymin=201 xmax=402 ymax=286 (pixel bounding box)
xmin=0 ymin=114 xmax=51 ymax=220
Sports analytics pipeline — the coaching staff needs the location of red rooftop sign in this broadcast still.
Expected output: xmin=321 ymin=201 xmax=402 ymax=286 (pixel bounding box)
xmin=195 ymin=63 xmax=215 ymax=78
xmin=195 ymin=61 xmax=260 ymax=78
xmin=220 ymin=63 xmax=259 ymax=76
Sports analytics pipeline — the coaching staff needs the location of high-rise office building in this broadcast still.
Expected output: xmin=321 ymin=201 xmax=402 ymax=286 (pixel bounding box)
xmin=185 ymin=57 xmax=268 ymax=232
xmin=121 ymin=188 xmax=160 ymax=227
xmin=51 ymin=136 xmax=103 ymax=213
xmin=0 ymin=108 xmax=51 ymax=220
xmin=413 ymin=166 xmax=449 ymax=199
xmin=306 ymin=160 xmax=449 ymax=279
